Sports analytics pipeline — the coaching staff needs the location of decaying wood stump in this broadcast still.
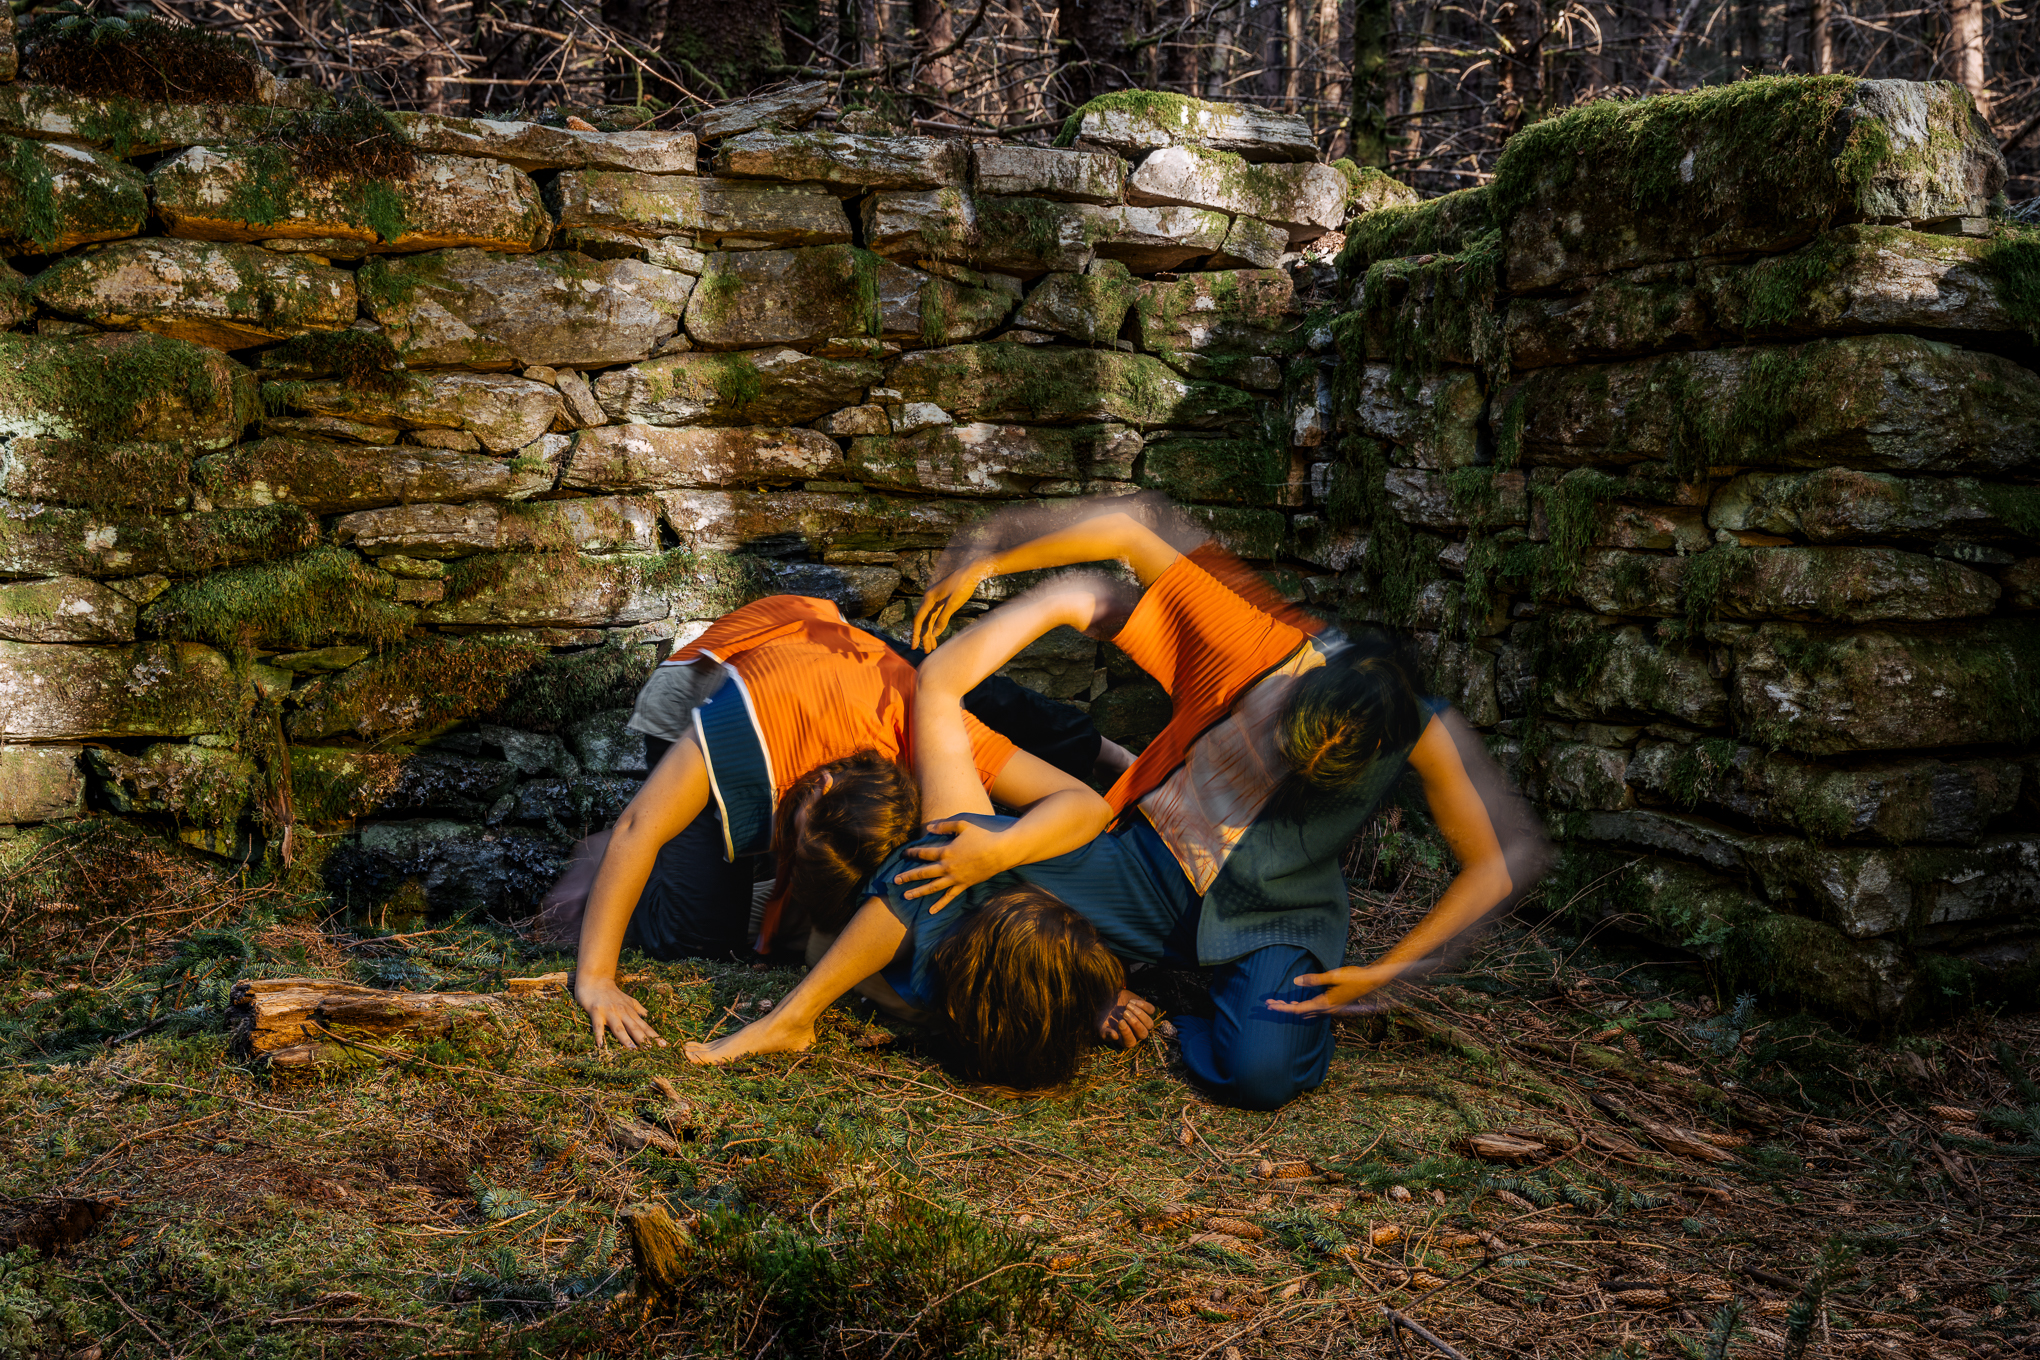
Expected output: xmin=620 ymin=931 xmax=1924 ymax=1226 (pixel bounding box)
xmin=625 ymin=1203 xmax=692 ymax=1312
xmin=227 ymin=977 xmax=511 ymax=1062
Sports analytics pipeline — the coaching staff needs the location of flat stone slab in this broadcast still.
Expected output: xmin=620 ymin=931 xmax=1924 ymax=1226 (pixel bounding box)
xmin=0 ymin=332 xmax=255 ymax=449
xmin=419 ymin=554 xmax=676 ymax=628
xmin=0 ymin=639 xmax=243 ymax=739
xmin=687 ymin=82 xmax=831 ymax=142
xmin=660 ymin=488 xmax=996 ymax=553
xmin=970 ymin=144 xmax=1125 ymax=204
xmin=336 ymin=494 xmax=661 ymax=559
xmin=1501 ymin=334 xmax=2040 ymax=475
xmin=1211 ymin=215 xmax=1287 ymax=269
xmin=1726 ymin=619 xmax=2040 ymax=755
xmin=1708 ymin=466 xmax=2026 ymax=543
xmin=1132 ymin=268 xmax=1300 ymax=371
xmin=1013 ymin=264 xmax=1138 ymax=346
xmin=1350 ymin=366 xmax=1483 ymax=469
xmin=32 ymin=239 xmax=355 ymax=350
xmin=1091 ymin=205 xmax=1231 ymax=272
xmin=1580 ymin=544 xmax=1999 ymax=622
xmin=194 ymin=436 xmax=557 ymax=514
xmin=0 ymin=743 xmax=84 ymax=823
xmin=1064 ymin=93 xmax=1318 ymax=161
xmin=360 ymin=249 xmax=690 ymax=369
xmin=714 ymin=129 xmax=965 ymax=192
xmin=0 ymin=574 xmax=138 ymax=642
xmin=594 ymin=347 xmax=882 ymax=426
xmin=280 ymin=372 xmax=563 ymax=453
xmin=151 ymin=147 xmax=552 ymax=253
xmin=846 ymin=422 xmax=1141 ymax=496
xmin=548 ymin=171 xmax=852 ymax=246
xmin=391 ymin=113 xmax=698 ymax=173
xmin=564 ymin=424 xmax=841 ymax=490
xmin=682 ymin=245 xmax=1007 ymax=350
xmin=1128 ymin=147 xmax=1346 ymax=240
xmin=1539 ymin=615 xmax=1727 ymax=727
xmin=0 ymin=136 xmax=145 ymax=253
xmin=0 ymin=502 xmax=317 ymax=579
xmin=0 ymin=85 xmax=285 ymax=157
xmin=888 ymin=344 xmax=1261 ymax=430
xmin=1496 ymin=77 xmax=2005 ymax=291
xmin=862 ymin=190 xmax=1109 ymax=276
xmin=0 ymin=437 xmax=196 ymax=511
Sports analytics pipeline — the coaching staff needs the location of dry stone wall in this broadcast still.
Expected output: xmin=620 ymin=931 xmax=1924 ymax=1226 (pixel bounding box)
xmin=1329 ymin=76 xmax=2040 ymax=1032
xmin=0 ymin=77 xmax=1383 ymax=927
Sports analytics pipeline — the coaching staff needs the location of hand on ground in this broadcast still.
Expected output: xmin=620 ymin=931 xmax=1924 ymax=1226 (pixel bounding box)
xmin=1098 ymin=989 xmax=1158 ymax=1049
xmin=573 ymin=975 xmax=666 ymax=1050
xmin=1265 ymin=963 xmax=1403 ymax=1017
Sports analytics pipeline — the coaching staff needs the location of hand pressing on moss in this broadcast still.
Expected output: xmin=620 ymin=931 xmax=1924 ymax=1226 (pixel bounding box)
xmin=575 ymin=974 xmax=666 ymax=1050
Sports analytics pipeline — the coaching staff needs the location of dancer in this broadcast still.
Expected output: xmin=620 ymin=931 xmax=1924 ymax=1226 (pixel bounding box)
xmin=563 ymin=593 xmax=1117 ymax=1051
xmin=690 ymin=500 xmax=1547 ymax=1107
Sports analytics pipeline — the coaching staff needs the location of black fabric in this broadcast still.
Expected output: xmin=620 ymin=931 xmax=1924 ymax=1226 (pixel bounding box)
xmin=882 ymin=637 xmax=1103 ymax=780
xmin=621 ymin=811 xmax=765 ymax=961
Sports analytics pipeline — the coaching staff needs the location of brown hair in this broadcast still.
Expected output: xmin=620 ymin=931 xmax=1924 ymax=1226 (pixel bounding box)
xmin=1277 ymin=630 xmax=1424 ymax=791
xmin=765 ymin=749 xmax=920 ymax=937
xmin=931 ymin=888 xmax=1125 ymax=1091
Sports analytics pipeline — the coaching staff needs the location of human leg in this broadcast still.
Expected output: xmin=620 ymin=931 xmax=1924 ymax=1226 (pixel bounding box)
xmin=619 ymin=812 xmax=764 ymax=961
xmin=1173 ymin=946 xmax=1333 ymax=1110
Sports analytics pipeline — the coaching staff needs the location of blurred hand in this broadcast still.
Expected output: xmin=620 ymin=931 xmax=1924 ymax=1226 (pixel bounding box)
xmin=573 ymin=974 xmax=666 ymax=1050
xmin=911 ymin=562 xmax=993 ymax=650
xmin=892 ymin=819 xmax=1015 ymax=912
xmin=1264 ymin=963 xmax=1404 ymax=1017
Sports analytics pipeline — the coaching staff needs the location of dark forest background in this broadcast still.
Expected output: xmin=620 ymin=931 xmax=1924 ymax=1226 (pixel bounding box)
xmin=150 ymin=0 xmax=2037 ymax=200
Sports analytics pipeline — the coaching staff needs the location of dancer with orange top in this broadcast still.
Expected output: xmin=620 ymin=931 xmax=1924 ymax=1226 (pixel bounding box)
xmin=690 ymin=498 xmax=1548 ymax=1108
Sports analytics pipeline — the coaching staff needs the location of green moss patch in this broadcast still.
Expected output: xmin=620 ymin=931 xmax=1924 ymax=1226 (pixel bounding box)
xmin=1139 ymin=437 xmax=1288 ymax=506
xmin=1357 ymin=229 xmax=1506 ymax=385
xmin=258 ymin=331 xmax=410 ymax=395
xmin=1982 ymin=221 xmax=2040 ymax=342
xmin=142 ymin=546 xmax=413 ymax=651
xmin=483 ymin=637 xmax=659 ymax=734
xmin=19 ymin=10 xmax=264 ymax=104
xmin=287 ymin=635 xmax=549 ymax=745
xmin=1052 ymin=89 xmax=1235 ymax=147
xmin=11 ymin=331 xmax=245 ymax=444
xmin=1335 ymin=187 xmax=1491 ymax=281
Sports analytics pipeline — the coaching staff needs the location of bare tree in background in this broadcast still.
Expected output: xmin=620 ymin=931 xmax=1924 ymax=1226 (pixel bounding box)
xmin=142 ymin=0 xmax=2039 ymax=199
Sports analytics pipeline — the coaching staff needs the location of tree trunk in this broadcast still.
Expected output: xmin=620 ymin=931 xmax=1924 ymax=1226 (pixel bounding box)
xmin=1809 ymin=0 xmax=1832 ymax=72
xmin=1404 ymin=1 xmax=1435 ymax=133
xmin=1058 ymin=0 xmax=1141 ymax=111
xmin=1284 ymin=0 xmax=1305 ymax=107
xmin=1203 ymin=11 xmax=1239 ymax=97
xmin=662 ymin=0 xmax=785 ymax=99
xmin=1946 ymin=0 xmax=1986 ymax=113
xmin=914 ymin=0 xmax=955 ymax=114
xmin=1316 ymin=0 xmax=1346 ymax=157
xmin=1349 ymin=0 xmax=1392 ymax=167
xmin=418 ymin=0 xmax=449 ymax=113
xmin=1159 ymin=0 xmax=1198 ymax=89
xmin=1736 ymin=0 xmax=1763 ymax=70
xmin=1494 ymin=0 xmax=1544 ymax=139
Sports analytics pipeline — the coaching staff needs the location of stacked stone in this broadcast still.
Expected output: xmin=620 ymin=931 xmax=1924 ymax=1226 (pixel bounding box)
xmin=1329 ymin=76 xmax=2039 ymax=1030
xmin=0 ymin=71 xmax=1384 ymax=914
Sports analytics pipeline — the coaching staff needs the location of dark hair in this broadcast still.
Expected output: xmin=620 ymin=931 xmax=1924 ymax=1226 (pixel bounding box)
xmin=1277 ymin=630 xmax=1425 ymax=791
xmin=931 ymin=888 xmax=1125 ymax=1091
xmin=766 ymin=750 xmax=920 ymax=935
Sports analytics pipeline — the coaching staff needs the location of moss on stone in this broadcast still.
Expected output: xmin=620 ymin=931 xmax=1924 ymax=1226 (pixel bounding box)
xmin=1537 ymin=469 xmax=1626 ymax=597
xmin=1982 ymin=221 xmax=2040 ymax=343
xmin=142 ymin=546 xmax=413 ymax=651
xmin=1334 ymin=186 xmax=1491 ymax=281
xmin=260 ymin=330 xmax=410 ymax=395
xmin=1358 ymin=229 xmax=1507 ymax=385
xmin=1682 ymin=544 xmax=1754 ymax=633
xmin=1139 ymin=437 xmax=1287 ymax=506
xmin=1977 ymin=482 xmax=2040 ymax=542
xmin=1051 ymin=89 xmax=1235 ymax=148
xmin=13 ymin=331 xmax=240 ymax=444
xmin=287 ymin=634 xmax=549 ymax=746
xmin=483 ymin=636 xmax=657 ymax=734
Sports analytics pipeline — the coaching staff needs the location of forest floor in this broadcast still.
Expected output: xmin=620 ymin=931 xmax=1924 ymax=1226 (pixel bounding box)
xmin=0 ymin=812 xmax=2036 ymax=1360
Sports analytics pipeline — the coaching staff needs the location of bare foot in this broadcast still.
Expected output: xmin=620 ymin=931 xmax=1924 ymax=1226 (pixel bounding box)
xmin=683 ymin=1010 xmax=816 ymax=1065
xmin=1098 ymin=989 xmax=1157 ymax=1049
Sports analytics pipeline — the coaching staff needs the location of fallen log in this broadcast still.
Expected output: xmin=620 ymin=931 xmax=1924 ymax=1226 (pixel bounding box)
xmin=227 ymin=977 xmax=511 ymax=1057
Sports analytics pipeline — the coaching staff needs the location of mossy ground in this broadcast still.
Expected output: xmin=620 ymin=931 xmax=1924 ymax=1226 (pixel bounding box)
xmin=0 ymin=811 xmax=2034 ymax=1358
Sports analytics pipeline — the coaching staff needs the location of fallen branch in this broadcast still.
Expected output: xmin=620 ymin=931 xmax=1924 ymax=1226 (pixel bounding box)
xmin=1385 ymin=1306 xmax=1471 ymax=1360
xmin=227 ymin=977 xmax=511 ymax=1057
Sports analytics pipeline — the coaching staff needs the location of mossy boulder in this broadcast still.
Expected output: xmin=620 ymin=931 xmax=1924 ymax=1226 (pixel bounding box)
xmin=1707 ymin=467 xmax=2032 ymax=544
xmin=1131 ymin=269 xmax=1301 ymax=375
xmin=390 ymin=112 xmax=697 ymax=174
xmin=1494 ymin=77 xmax=2004 ymax=291
xmin=0 ymin=639 xmax=245 ymax=739
xmin=684 ymin=245 xmax=1006 ymax=350
xmin=1093 ymin=205 xmax=1233 ymax=273
xmin=1522 ymin=738 xmax=1633 ymax=811
xmin=194 ymin=435 xmax=557 ymax=515
xmin=1724 ymin=619 xmax=2040 ymax=755
xmin=1127 ymin=147 xmax=1346 ymax=242
xmin=1140 ymin=437 xmax=1289 ymax=507
xmin=0 ymin=437 xmax=197 ymax=511
xmin=1348 ymin=365 xmax=1483 ymax=468
xmin=847 ymin=423 xmax=1140 ymax=496
xmin=1498 ymin=334 xmax=2040 ymax=477
xmin=1383 ymin=468 xmax=1529 ymax=530
xmin=89 ymin=742 xmax=256 ymax=828
xmin=1720 ymin=912 xmax=1916 ymax=1032
xmin=0 ymin=86 xmax=285 ymax=157
xmin=0 ymin=574 xmax=138 ymax=642
xmin=887 ymin=344 xmax=1261 ymax=431
xmin=359 ymin=249 xmax=692 ymax=369
xmin=547 ymin=171 xmax=853 ymax=246
xmin=1060 ymin=91 xmax=1318 ymax=162
xmin=0 ymin=135 xmax=145 ymax=253
xmin=714 ymin=129 xmax=966 ymax=191
xmin=1627 ymin=738 xmax=2023 ymax=845
xmin=1178 ymin=505 xmax=1288 ymax=560
xmin=1336 ymin=186 xmax=1492 ymax=281
xmin=862 ymin=189 xmax=1112 ymax=277
xmin=419 ymin=553 xmax=681 ymax=629
xmin=970 ymin=144 xmax=1124 ymax=205
xmin=593 ymin=348 xmax=883 ymax=427
xmin=565 ymin=423 xmax=841 ymax=491
xmin=1503 ymin=264 xmax=1715 ymax=371
xmin=0 ymin=744 xmax=83 ymax=824
xmin=287 ymin=634 xmax=547 ymax=743
xmin=1711 ymin=545 xmax=1999 ymax=621
xmin=1013 ymin=261 xmax=1139 ymax=345
xmin=0 ymin=502 xmax=318 ymax=579
xmin=0 ymin=331 xmax=255 ymax=448
xmin=1569 ymin=855 xmax=1765 ymax=958
xmin=660 ymin=488 xmax=997 ymax=554
xmin=278 ymin=372 xmax=562 ymax=454
xmin=288 ymin=745 xmax=515 ymax=822
xmin=335 ymin=495 xmax=662 ymax=560
xmin=151 ymin=146 xmax=552 ymax=253
xmin=1746 ymin=834 xmax=2040 ymax=943
xmin=33 ymin=239 xmax=355 ymax=351
xmin=1539 ymin=614 xmax=1727 ymax=725
xmin=1211 ymin=216 xmax=1287 ymax=270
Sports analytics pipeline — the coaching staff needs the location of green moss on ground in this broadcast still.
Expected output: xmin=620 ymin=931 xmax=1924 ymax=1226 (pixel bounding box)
xmin=142 ymin=546 xmax=414 ymax=651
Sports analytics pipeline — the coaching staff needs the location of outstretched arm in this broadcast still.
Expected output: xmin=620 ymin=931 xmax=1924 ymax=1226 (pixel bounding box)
xmin=573 ymin=736 xmax=712 ymax=1049
xmin=684 ymin=895 xmax=908 ymax=1065
xmin=896 ymin=577 xmax=1126 ymax=909
xmin=912 ymin=510 xmax=1183 ymax=649
xmin=1269 ymin=709 xmax=1546 ymax=1015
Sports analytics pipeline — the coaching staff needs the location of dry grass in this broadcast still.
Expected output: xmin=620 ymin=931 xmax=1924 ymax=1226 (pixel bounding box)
xmin=0 ymin=807 xmax=2035 ymax=1359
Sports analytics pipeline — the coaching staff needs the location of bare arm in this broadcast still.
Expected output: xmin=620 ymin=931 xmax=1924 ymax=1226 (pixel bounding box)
xmin=895 ymin=578 xmax=1123 ymax=909
xmin=911 ymin=510 xmax=1183 ymax=649
xmin=1268 ymin=712 xmax=1524 ymax=1016
xmin=572 ymin=735 xmax=711 ymax=1049
xmin=683 ymin=895 xmax=908 ymax=1065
